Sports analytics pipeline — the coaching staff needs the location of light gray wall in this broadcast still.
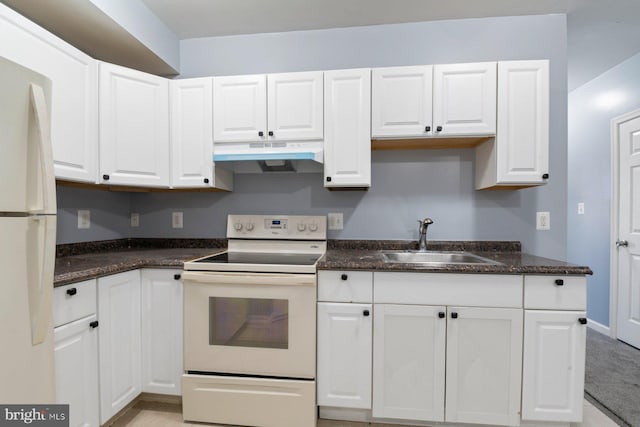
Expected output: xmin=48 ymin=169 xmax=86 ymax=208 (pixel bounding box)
xmin=567 ymin=51 xmax=640 ymax=327
xmin=168 ymin=14 xmax=568 ymax=258
xmin=56 ymin=185 xmax=132 ymax=244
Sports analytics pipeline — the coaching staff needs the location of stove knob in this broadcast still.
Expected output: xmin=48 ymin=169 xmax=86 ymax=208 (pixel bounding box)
xmin=234 ymin=222 xmax=243 ymax=231
xmin=297 ymin=223 xmax=307 ymax=232
xmin=309 ymin=223 xmax=318 ymax=232
xmin=245 ymin=223 xmax=254 ymax=231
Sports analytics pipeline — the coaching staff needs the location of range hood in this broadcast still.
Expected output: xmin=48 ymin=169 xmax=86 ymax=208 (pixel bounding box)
xmin=213 ymin=141 xmax=323 ymax=173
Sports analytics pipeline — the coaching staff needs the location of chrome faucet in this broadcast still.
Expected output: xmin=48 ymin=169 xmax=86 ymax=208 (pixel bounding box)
xmin=417 ymin=218 xmax=434 ymax=252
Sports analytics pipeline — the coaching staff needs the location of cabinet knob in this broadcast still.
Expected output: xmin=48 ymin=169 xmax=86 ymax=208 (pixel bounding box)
xmin=555 ymin=279 xmax=564 ymax=286
xmin=438 ymin=311 xmax=445 ymax=318
xmin=436 ymin=126 xmax=443 ymax=132
xmin=326 ymin=176 xmax=332 ymax=182
xmin=451 ymin=312 xmax=458 ymax=319
xmin=341 ymin=274 xmax=348 ymax=281
xmin=542 ymin=173 xmax=549 ymax=179
xmin=66 ymin=288 xmax=77 ymax=296
xmin=363 ymin=310 xmax=370 ymax=317
xmin=174 ymin=273 xmax=182 ymax=280
xmin=102 ymin=174 xmax=110 ymax=181
xmin=89 ymin=320 xmax=99 ymax=329
xmin=425 ymin=126 xmax=431 ymax=132
xmin=258 ymin=131 xmax=264 ymax=137
xmin=203 ymin=178 xmax=210 ymax=184
xmin=268 ymin=131 xmax=274 ymax=137
xmin=578 ymin=317 xmax=587 ymax=325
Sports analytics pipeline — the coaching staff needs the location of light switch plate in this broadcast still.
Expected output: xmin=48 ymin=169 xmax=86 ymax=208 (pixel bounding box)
xmin=131 ymin=213 xmax=140 ymax=227
xmin=172 ymin=212 xmax=183 ymax=229
xmin=328 ymin=212 xmax=343 ymax=230
xmin=536 ymin=212 xmax=550 ymax=230
xmin=78 ymin=210 xmax=90 ymax=229
xmin=577 ymin=202 xmax=585 ymax=215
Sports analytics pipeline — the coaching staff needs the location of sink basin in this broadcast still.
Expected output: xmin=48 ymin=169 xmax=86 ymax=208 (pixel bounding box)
xmin=381 ymin=251 xmax=501 ymax=265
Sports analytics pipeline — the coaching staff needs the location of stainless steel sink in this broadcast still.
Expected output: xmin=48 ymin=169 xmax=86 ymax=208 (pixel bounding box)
xmin=381 ymin=251 xmax=501 ymax=265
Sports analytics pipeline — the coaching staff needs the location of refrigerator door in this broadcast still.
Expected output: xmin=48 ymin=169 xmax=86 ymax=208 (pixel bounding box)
xmin=0 ymin=56 xmax=56 ymax=215
xmin=0 ymin=215 xmax=56 ymax=403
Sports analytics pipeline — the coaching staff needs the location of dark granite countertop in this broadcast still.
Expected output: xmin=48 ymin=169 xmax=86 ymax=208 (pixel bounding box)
xmin=54 ymin=239 xmax=591 ymax=287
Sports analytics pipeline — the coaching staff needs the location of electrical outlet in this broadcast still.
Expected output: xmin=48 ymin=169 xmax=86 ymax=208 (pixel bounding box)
xmin=328 ymin=213 xmax=344 ymax=230
xmin=77 ymin=210 xmax=90 ymax=229
xmin=577 ymin=202 xmax=585 ymax=215
xmin=536 ymin=211 xmax=550 ymax=230
xmin=130 ymin=213 xmax=140 ymax=227
xmin=172 ymin=212 xmax=183 ymax=229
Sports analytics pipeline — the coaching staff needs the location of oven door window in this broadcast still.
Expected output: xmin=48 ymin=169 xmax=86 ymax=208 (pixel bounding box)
xmin=209 ymin=297 xmax=288 ymax=349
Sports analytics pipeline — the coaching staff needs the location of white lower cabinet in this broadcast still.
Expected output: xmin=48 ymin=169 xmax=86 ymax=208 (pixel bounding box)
xmin=141 ymin=269 xmax=183 ymax=395
xmin=317 ymin=302 xmax=372 ymax=409
xmin=98 ymin=270 xmax=142 ymax=424
xmin=372 ymin=304 xmax=522 ymax=426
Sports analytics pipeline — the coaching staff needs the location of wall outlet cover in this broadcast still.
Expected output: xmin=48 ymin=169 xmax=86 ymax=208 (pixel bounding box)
xmin=536 ymin=211 xmax=550 ymax=230
xmin=172 ymin=212 xmax=183 ymax=229
xmin=77 ymin=210 xmax=90 ymax=229
xmin=328 ymin=212 xmax=344 ymax=230
xmin=130 ymin=213 xmax=140 ymax=227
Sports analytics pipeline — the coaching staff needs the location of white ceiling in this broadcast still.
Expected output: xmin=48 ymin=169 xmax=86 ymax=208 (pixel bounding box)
xmin=142 ymin=0 xmax=640 ymax=91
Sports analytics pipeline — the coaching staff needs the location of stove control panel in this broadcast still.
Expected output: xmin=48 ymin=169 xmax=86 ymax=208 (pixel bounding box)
xmin=227 ymin=215 xmax=327 ymax=240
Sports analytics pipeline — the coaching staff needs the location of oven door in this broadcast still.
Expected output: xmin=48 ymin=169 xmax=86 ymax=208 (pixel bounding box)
xmin=183 ymin=271 xmax=316 ymax=379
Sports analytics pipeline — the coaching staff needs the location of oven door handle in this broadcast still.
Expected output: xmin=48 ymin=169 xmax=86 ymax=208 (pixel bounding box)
xmin=182 ymin=271 xmax=316 ymax=286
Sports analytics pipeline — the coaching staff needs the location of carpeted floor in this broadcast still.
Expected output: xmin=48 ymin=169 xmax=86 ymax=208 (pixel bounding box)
xmin=585 ymin=329 xmax=640 ymax=427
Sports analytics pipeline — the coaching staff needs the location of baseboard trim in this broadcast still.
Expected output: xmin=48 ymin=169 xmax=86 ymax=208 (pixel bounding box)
xmin=587 ymin=318 xmax=610 ymax=336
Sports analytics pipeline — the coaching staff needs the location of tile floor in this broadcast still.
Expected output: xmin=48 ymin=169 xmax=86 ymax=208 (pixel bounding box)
xmin=109 ymin=399 xmax=619 ymax=427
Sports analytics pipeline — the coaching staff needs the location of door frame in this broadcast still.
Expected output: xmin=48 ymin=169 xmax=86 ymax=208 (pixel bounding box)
xmin=609 ymin=108 xmax=640 ymax=338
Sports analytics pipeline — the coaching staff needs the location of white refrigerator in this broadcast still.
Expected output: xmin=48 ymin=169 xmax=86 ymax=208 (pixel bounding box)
xmin=0 ymin=56 xmax=57 ymax=403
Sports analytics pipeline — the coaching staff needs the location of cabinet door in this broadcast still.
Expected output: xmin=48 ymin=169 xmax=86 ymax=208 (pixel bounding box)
xmin=99 ymin=62 xmax=169 ymax=187
xmin=317 ymin=302 xmax=372 ymax=409
xmin=445 ymin=306 xmax=522 ymax=426
xmin=98 ymin=271 xmax=141 ymax=424
xmin=371 ymin=65 xmax=433 ymax=138
xmin=324 ymin=68 xmax=371 ymax=188
xmin=141 ymin=269 xmax=183 ymax=396
xmin=433 ymin=62 xmax=496 ymax=136
xmin=0 ymin=4 xmax=98 ymax=183
xmin=213 ymin=74 xmax=266 ymax=143
xmin=522 ymin=310 xmax=586 ymax=422
xmin=54 ymin=315 xmax=100 ymax=427
xmin=267 ymin=71 xmax=323 ymax=141
xmin=372 ymin=304 xmax=446 ymax=422
xmin=496 ymin=60 xmax=549 ymax=184
xmin=170 ymin=78 xmax=213 ymax=188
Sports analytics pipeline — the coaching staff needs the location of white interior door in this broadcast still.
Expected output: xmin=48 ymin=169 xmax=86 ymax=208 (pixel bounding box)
xmin=614 ymin=110 xmax=640 ymax=349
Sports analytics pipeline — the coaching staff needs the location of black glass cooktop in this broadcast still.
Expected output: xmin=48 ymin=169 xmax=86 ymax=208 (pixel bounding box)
xmin=195 ymin=251 xmax=321 ymax=266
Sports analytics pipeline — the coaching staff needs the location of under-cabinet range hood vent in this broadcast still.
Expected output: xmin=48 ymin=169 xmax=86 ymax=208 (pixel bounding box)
xmin=213 ymin=141 xmax=323 ymax=173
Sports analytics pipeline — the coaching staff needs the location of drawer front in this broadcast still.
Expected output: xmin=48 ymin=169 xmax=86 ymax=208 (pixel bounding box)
xmin=53 ymin=279 xmax=97 ymax=327
xmin=374 ymin=272 xmax=522 ymax=308
xmin=524 ymin=276 xmax=586 ymax=310
xmin=318 ymin=271 xmax=373 ymax=303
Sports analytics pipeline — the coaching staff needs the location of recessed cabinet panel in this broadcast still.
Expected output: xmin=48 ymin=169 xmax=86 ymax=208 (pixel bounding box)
xmin=317 ymin=302 xmax=372 ymax=409
xmin=522 ymin=310 xmax=586 ymax=422
xmin=371 ymin=66 xmax=433 ymax=138
xmin=324 ymin=69 xmax=371 ymax=188
xmin=433 ymin=62 xmax=496 ymax=136
xmin=372 ymin=304 xmax=446 ymax=421
xmin=99 ymin=62 xmax=169 ymax=187
xmin=213 ymin=74 xmax=266 ymax=143
xmin=267 ymin=71 xmax=323 ymax=141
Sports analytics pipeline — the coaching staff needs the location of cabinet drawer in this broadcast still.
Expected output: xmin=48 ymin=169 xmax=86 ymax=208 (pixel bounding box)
xmin=524 ymin=276 xmax=586 ymax=310
xmin=53 ymin=279 xmax=97 ymax=327
xmin=374 ymin=273 xmax=522 ymax=308
xmin=318 ymin=271 xmax=373 ymax=303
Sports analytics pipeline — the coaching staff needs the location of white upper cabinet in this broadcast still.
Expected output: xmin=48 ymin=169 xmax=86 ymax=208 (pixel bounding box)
xmin=213 ymin=71 xmax=323 ymax=143
xmin=371 ymin=65 xmax=433 ymax=138
xmin=372 ymin=62 xmax=496 ymax=139
xmin=0 ymin=4 xmax=98 ymax=183
xmin=323 ymin=68 xmax=371 ymax=188
xmin=99 ymin=62 xmax=170 ymax=187
xmin=432 ymin=62 xmax=497 ymax=136
xmin=475 ymin=60 xmax=549 ymax=189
